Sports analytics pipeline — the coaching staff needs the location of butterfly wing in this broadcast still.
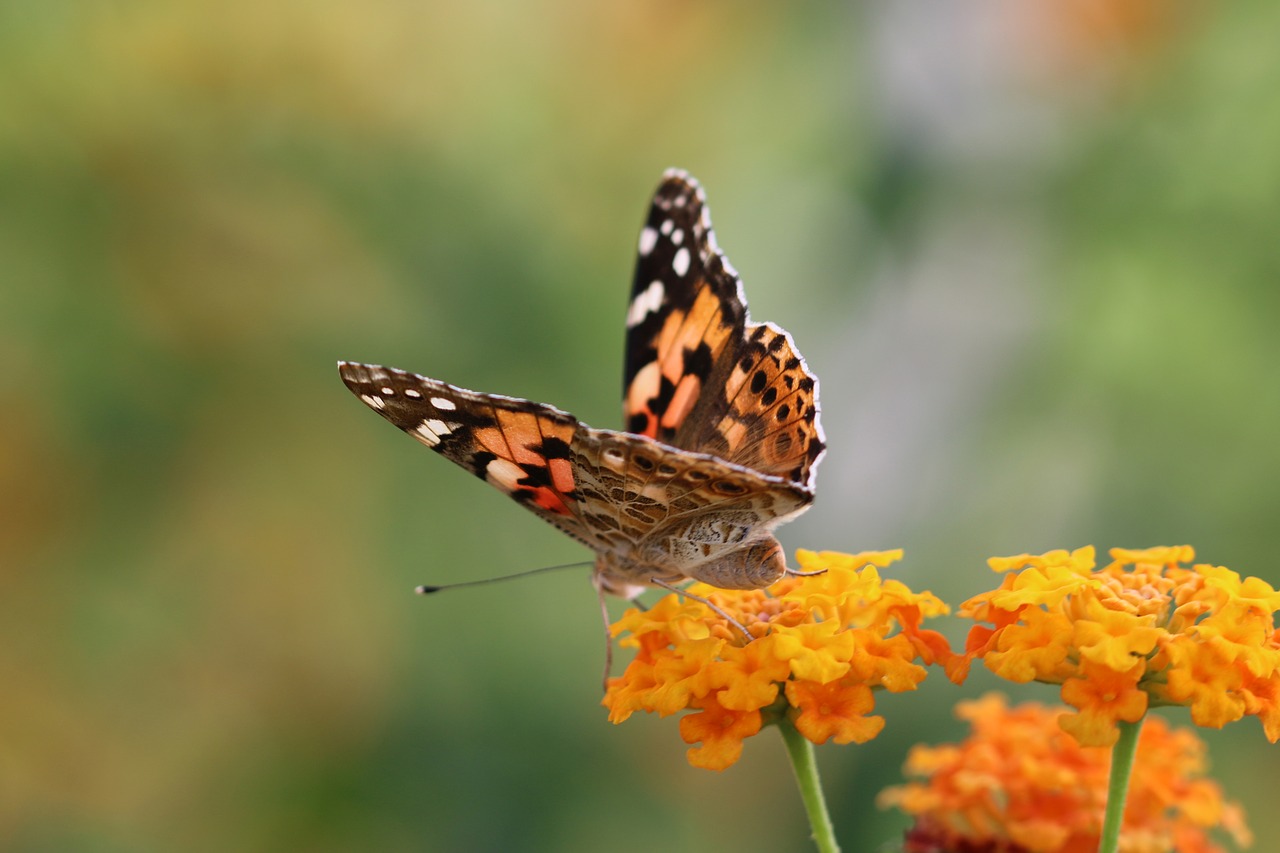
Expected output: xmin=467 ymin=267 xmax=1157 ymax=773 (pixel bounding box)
xmin=338 ymin=361 xmax=598 ymax=546
xmin=622 ymin=169 xmax=825 ymax=491
xmin=339 ymin=361 xmax=810 ymax=583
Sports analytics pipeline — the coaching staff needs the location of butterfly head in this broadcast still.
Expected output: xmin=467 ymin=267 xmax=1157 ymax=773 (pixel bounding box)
xmin=592 ymin=571 xmax=648 ymax=602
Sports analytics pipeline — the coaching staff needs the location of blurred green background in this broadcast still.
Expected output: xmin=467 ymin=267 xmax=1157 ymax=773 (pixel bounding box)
xmin=3 ymin=1 xmax=1278 ymax=850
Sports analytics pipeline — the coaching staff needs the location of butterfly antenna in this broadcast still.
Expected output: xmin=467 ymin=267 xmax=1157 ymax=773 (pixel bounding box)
xmin=415 ymin=560 xmax=593 ymax=594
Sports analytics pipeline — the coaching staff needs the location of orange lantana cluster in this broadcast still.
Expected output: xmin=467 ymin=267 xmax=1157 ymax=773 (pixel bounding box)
xmin=959 ymin=546 xmax=1280 ymax=746
xmin=603 ymin=549 xmax=954 ymax=770
xmin=879 ymin=694 xmax=1252 ymax=853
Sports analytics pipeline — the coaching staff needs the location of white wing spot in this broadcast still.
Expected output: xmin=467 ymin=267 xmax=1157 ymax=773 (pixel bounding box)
xmin=671 ymin=229 xmax=683 ymax=245
xmin=626 ymin=280 xmax=666 ymax=328
xmin=380 ymin=387 xmax=395 ymax=396
xmin=413 ymin=423 xmax=441 ymax=446
xmin=674 ymin=194 xmax=687 ymax=207
xmin=404 ymin=389 xmax=422 ymax=399
xmin=430 ymin=397 xmax=457 ymax=410
xmin=672 ymin=247 xmax=691 ymax=277
xmin=360 ymin=394 xmax=386 ymax=410
xmin=425 ymin=418 xmax=452 ymax=436
xmin=638 ymin=226 xmax=658 ymax=257
xmin=660 ymin=218 xmax=674 ymax=236
xmin=485 ymin=457 xmax=525 ymax=489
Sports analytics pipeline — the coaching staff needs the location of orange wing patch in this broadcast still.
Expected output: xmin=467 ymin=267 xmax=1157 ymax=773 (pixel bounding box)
xmin=626 ymin=285 xmax=736 ymax=438
xmin=479 ymin=408 xmax=577 ymax=516
xmin=337 ymin=362 xmax=581 ymax=519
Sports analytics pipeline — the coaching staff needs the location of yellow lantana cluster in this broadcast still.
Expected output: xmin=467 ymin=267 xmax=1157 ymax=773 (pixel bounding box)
xmin=959 ymin=546 xmax=1280 ymax=746
xmin=603 ymin=549 xmax=954 ymax=770
xmin=879 ymin=693 xmax=1252 ymax=853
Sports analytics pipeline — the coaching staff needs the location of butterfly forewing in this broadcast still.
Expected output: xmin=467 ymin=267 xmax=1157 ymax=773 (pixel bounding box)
xmin=338 ymin=362 xmax=596 ymax=542
xmin=621 ymin=170 xmax=825 ymax=490
xmin=338 ymin=361 xmax=811 ymax=562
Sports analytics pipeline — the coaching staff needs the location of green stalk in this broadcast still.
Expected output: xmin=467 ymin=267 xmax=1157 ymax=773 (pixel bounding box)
xmin=777 ymin=720 xmax=841 ymax=853
xmin=1099 ymin=716 xmax=1144 ymax=853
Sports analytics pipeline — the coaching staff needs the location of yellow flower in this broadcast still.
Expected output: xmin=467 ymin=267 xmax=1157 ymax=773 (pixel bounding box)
xmin=603 ymin=549 xmax=954 ymax=770
xmin=1072 ymin=596 xmax=1162 ymax=671
xmin=770 ymin=620 xmax=855 ymax=683
xmin=960 ymin=546 xmax=1280 ymax=747
xmin=879 ymin=693 xmax=1252 ymax=853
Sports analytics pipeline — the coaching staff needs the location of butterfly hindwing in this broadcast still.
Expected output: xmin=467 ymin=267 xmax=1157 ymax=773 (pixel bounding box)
xmin=622 ymin=169 xmax=825 ymax=490
xmin=703 ymin=322 xmax=825 ymax=489
xmin=544 ymin=425 xmax=813 ymax=588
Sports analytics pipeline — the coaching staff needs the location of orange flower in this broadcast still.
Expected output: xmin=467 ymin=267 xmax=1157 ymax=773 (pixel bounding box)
xmin=959 ymin=546 xmax=1280 ymax=747
xmin=785 ymin=679 xmax=883 ymax=745
xmin=603 ymin=549 xmax=955 ymax=770
xmin=679 ymin=693 xmax=761 ymax=771
xmin=1058 ymin=661 xmax=1148 ymax=746
xmin=880 ymin=694 xmax=1252 ymax=853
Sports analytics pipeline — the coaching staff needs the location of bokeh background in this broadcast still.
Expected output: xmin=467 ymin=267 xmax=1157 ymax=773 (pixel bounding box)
xmin=4 ymin=1 xmax=1278 ymax=850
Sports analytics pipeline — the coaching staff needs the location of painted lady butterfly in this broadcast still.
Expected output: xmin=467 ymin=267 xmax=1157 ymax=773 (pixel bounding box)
xmin=339 ymin=169 xmax=825 ymax=602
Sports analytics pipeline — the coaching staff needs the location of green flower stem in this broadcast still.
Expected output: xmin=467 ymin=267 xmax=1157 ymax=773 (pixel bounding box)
xmin=777 ymin=719 xmax=841 ymax=853
xmin=1099 ymin=716 xmax=1145 ymax=853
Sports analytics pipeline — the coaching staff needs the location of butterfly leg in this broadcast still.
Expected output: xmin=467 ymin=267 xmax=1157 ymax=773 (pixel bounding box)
xmin=598 ymin=582 xmax=614 ymax=693
xmin=649 ymin=578 xmax=753 ymax=642
xmin=785 ymin=567 xmax=828 ymax=578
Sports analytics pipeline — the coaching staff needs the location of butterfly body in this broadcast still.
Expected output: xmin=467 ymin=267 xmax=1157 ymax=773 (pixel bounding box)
xmin=339 ymin=170 xmax=824 ymax=599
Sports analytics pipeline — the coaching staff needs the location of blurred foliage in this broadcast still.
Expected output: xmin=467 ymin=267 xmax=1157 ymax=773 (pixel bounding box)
xmin=2 ymin=1 xmax=1277 ymax=851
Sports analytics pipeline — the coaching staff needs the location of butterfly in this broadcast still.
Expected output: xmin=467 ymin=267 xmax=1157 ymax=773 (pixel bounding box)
xmin=339 ymin=169 xmax=825 ymax=604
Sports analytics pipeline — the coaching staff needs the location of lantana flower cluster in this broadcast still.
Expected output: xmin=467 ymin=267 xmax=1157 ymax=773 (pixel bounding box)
xmin=959 ymin=545 xmax=1280 ymax=746
xmin=879 ymin=693 xmax=1252 ymax=853
xmin=603 ymin=549 xmax=954 ymax=770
